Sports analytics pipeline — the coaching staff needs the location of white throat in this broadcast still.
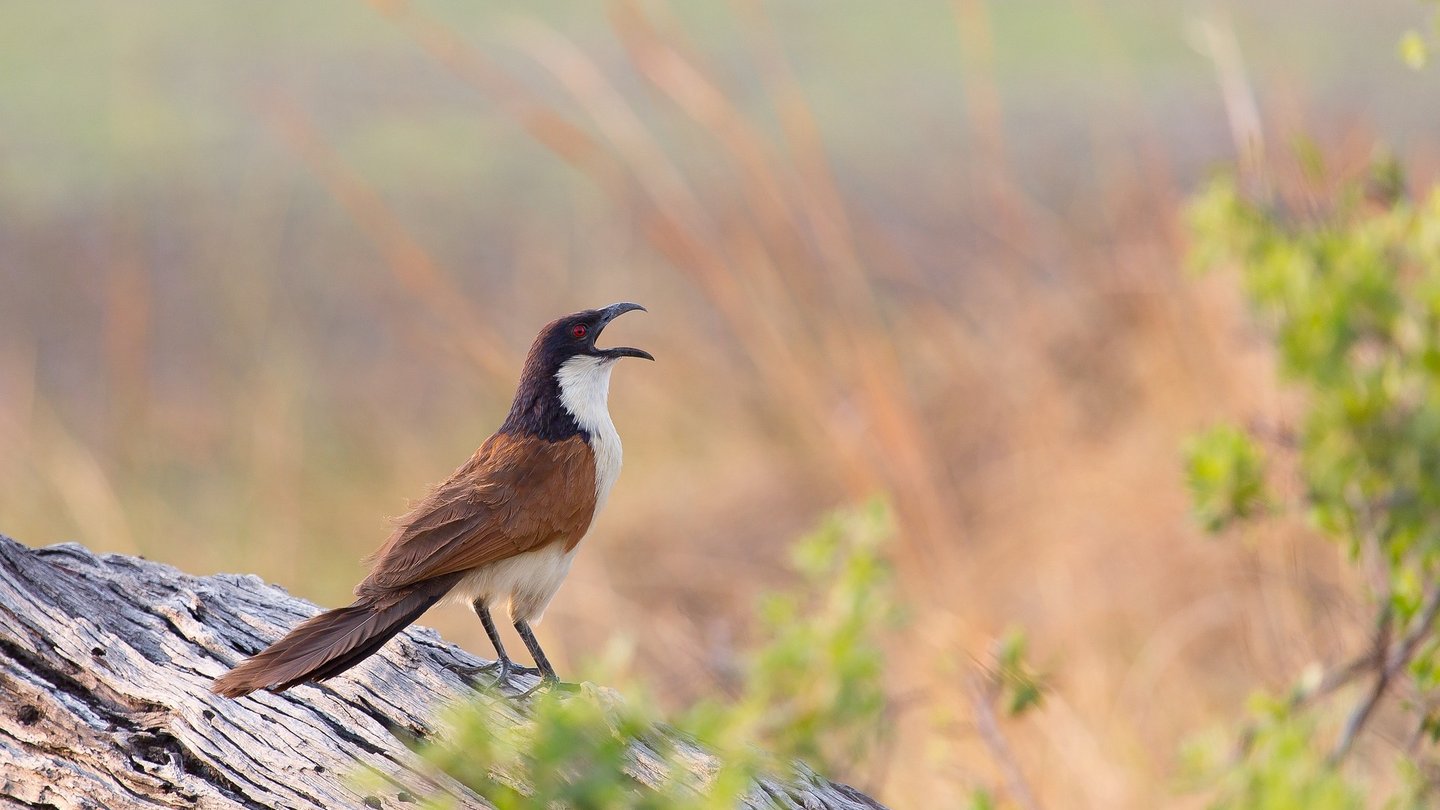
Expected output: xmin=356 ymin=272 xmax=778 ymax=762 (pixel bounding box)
xmin=556 ymin=355 xmax=623 ymax=512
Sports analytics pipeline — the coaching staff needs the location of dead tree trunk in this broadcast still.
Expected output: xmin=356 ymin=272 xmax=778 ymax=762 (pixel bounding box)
xmin=0 ymin=534 xmax=887 ymax=809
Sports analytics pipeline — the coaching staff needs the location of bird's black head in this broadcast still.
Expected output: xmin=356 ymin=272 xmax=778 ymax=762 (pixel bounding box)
xmin=500 ymin=302 xmax=652 ymax=441
xmin=529 ymin=302 xmax=654 ymax=368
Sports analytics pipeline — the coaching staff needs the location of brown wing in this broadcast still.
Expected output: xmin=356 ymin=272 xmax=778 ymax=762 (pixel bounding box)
xmin=356 ymin=432 xmax=597 ymax=596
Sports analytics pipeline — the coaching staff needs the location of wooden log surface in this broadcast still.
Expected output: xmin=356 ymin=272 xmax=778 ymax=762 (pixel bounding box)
xmin=0 ymin=534 xmax=887 ymax=809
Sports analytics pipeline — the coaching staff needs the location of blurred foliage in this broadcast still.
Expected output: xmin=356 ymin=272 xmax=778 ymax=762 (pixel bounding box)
xmin=967 ymin=787 xmax=999 ymax=810
xmin=726 ymin=498 xmax=898 ymax=771
xmin=413 ymin=499 xmax=899 ymax=807
xmin=1185 ymin=425 xmax=1270 ymax=533
xmin=1400 ymin=30 xmax=1428 ymax=70
xmin=1186 ymin=142 xmax=1440 ymax=801
xmin=1184 ymin=707 xmax=1365 ymax=810
xmin=417 ymin=687 xmax=714 ymax=810
xmin=1399 ymin=0 xmax=1440 ymax=69
xmin=1189 ymin=173 xmax=1440 ymax=574
xmin=993 ymin=627 xmax=1047 ymax=718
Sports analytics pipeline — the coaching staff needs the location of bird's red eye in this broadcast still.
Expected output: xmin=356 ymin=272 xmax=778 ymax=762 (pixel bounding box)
xmin=571 ymin=323 xmax=588 ymax=339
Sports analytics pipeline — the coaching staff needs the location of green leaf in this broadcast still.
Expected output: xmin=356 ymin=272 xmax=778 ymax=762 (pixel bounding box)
xmin=967 ymin=788 xmax=997 ymax=810
xmin=1185 ymin=425 xmax=1269 ymax=533
xmin=1201 ymin=707 xmax=1365 ymax=810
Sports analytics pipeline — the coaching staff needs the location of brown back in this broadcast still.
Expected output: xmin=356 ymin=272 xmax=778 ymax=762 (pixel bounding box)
xmin=357 ymin=432 xmax=597 ymax=596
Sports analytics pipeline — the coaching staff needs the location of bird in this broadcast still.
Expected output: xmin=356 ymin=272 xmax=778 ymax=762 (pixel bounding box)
xmin=212 ymin=302 xmax=652 ymax=698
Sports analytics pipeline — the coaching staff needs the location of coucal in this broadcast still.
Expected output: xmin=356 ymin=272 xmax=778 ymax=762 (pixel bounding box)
xmin=213 ymin=302 xmax=652 ymax=698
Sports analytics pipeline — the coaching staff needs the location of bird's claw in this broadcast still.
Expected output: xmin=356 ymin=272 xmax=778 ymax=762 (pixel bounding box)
xmin=453 ymin=659 xmax=542 ymax=689
xmin=515 ymin=675 xmax=577 ymax=699
xmin=498 ymin=662 xmax=543 ymax=683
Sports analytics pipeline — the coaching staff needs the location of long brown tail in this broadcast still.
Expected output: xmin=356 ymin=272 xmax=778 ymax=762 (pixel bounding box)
xmin=212 ymin=575 xmax=458 ymax=698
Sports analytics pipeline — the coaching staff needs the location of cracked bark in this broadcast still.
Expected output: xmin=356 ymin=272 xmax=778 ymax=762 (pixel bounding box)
xmin=0 ymin=535 xmax=887 ymax=810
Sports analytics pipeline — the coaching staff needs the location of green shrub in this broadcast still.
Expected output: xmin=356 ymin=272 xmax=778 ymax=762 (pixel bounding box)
xmin=1186 ymin=156 xmax=1440 ymax=803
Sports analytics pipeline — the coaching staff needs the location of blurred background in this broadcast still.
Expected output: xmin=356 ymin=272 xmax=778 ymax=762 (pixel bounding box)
xmin=1 ymin=0 xmax=1436 ymax=806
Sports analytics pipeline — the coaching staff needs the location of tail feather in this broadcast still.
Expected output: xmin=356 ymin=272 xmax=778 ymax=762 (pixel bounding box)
xmin=213 ymin=575 xmax=457 ymax=698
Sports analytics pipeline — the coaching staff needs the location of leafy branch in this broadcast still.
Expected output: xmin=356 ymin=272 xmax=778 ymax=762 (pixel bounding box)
xmin=1185 ymin=157 xmax=1440 ymax=804
xmin=964 ymin=630 xmax=1048 ymax=810
xmin=1332 ymin=584 xmax=1440 ymax=762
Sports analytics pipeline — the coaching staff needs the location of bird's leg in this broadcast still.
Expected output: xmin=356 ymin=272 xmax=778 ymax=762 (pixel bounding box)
xmin=452 ymin=600 xmax=538 ymax=686
xmin=513 ymin=619 xmax=575 ymax=697
xmin=484 ymin=604 xmax=542 ymax=682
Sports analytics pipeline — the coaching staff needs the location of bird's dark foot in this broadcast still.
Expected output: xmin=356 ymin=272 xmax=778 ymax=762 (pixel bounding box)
xmin=452 ymin=659 xmax=541 ymax=688
xmin=514 ymin=674 xmax=578 ymax=699
xmin=449 ymin=662 xmax=493 ymax=688
xmin=495 ymin=660 xmax=544 ymax=682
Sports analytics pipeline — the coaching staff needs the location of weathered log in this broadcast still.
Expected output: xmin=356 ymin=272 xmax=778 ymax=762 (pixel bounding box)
xmin=0 ymin=534 xmax=887 ymax=809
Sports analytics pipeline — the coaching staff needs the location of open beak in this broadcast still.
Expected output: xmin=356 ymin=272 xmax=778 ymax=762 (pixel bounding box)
xmin=594 ymin=302 xmax=654 ymax=361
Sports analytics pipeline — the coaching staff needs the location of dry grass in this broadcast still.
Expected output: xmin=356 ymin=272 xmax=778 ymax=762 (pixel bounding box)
xmin=0 ymin=1 xmax=1425 ymax=806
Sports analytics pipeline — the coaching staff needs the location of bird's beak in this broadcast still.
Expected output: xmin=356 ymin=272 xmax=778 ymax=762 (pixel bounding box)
xmin=594 ymin=302 xmax=654 ymax=361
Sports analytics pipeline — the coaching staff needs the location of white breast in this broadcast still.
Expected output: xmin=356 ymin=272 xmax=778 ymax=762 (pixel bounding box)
xmin=555 ymin=355 xmax=623 ymax=512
